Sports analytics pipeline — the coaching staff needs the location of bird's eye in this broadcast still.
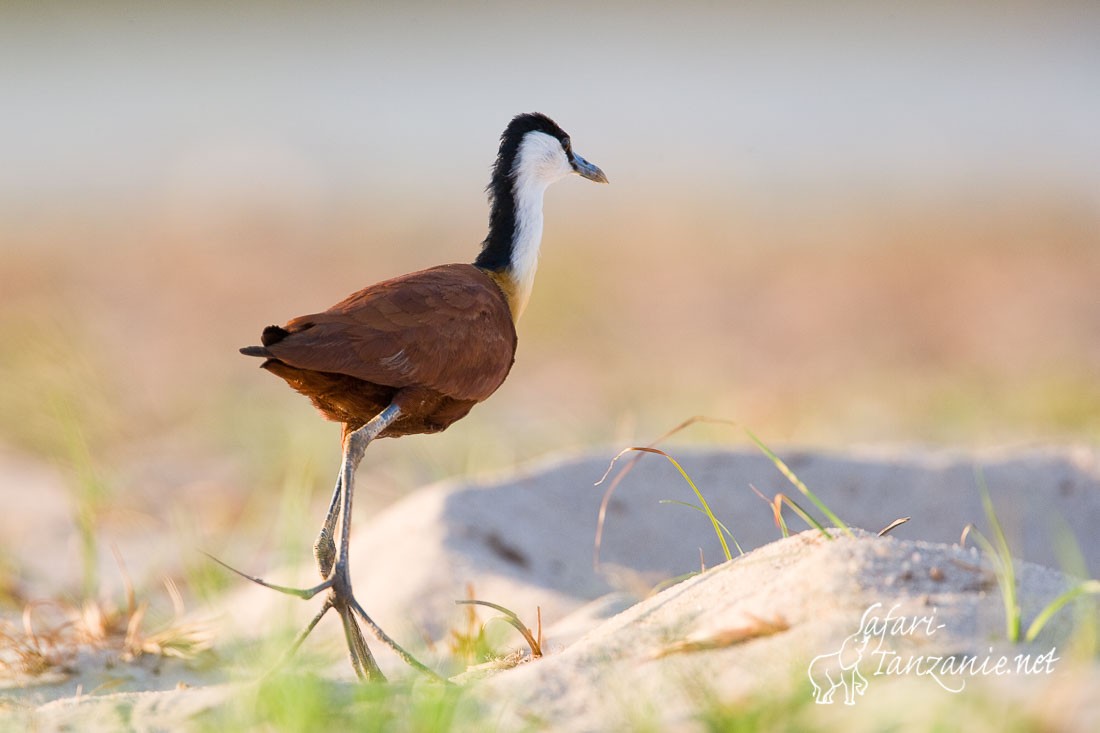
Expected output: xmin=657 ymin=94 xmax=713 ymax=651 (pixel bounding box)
xmin=561 ymin=138 xmax=572 ymax=154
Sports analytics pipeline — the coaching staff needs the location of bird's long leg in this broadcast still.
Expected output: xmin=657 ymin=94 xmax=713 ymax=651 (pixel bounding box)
xmin=295 ymin=454 xmax=383 ymax=678
xmin=332 ymin=404 xmax=403 ymax=576
xmin=209 ymin=402 xmax=443 ymax=681
xmin=320 ymin=403 xmax=403 ymax=680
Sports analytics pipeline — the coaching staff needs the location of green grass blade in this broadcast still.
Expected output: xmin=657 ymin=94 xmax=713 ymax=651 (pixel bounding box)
xmin=746 ymin=430 xmax=853 ymax=538
xmin=967 ymin=524 xmax=1019 ymax=643
xmin=1041 ymin=513 xmax=1098 ymax=653
xmin=776 ymin=494 xmax=831 ymax=537
xmin=658 ymin=499 xmax=745 ymax=555
xmin=622 ymin=447 xmax=738 ymax=560
xmin=1024 ymin=579 xmax=1100 ymax=643
xmin=975 ymin=467 xmax=1020 ymax=642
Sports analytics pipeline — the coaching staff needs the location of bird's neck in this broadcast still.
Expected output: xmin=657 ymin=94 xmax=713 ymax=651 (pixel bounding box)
xmin=475 ymin=168 xmax=550 ymax=322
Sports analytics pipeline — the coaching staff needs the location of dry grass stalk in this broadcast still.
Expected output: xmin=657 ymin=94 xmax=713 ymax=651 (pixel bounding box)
xmin=653 ymin=613 xmax=790 ymax=658
xmin=0 ymin=578 xmax=213 ymax=680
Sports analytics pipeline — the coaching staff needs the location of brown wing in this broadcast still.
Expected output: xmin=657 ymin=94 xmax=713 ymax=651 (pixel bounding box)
xmin=264 ymin=264 xmax=517 ymax=403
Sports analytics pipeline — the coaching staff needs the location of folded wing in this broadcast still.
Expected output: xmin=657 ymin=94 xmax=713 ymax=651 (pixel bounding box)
xmin=263 ymin=264 xmax=517 ymax=403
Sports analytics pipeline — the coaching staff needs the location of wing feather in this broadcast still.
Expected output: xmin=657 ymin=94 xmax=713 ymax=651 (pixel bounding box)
xmin=265 ymin=264 xmax=517 ymax=402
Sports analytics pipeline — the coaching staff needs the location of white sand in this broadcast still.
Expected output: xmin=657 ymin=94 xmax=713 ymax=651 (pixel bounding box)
xmin=4 ymin=445 xmax=1098 ymax=730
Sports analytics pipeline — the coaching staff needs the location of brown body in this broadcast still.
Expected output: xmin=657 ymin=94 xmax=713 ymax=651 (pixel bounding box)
xmin=245 ymin=263 xmax=518 ymax=437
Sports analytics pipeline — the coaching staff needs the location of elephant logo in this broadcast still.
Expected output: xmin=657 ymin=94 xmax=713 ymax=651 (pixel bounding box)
xmin=807 ymin=631 xmax=872 ymax=705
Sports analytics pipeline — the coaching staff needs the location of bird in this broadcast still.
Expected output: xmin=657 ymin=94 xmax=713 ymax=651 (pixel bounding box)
xmin=218 ymin=113 xmax=607 ymax=682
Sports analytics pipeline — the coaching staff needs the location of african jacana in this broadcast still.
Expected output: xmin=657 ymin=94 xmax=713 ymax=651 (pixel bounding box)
xmin=221 ymin=113 xmax=607 ymax=681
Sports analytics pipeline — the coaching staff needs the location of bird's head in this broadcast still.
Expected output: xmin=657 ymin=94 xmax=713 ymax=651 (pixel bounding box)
xmin=477 ymin=113 xmax=606 ymax=316
xmin=497 ymin=112 xmax=608 ymax=187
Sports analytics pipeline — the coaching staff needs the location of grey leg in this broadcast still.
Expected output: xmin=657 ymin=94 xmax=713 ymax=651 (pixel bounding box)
xmin=325 ymin=403 xmax=402 ymax=680
xmin=207 ymin=402 xmax=446 ymax=682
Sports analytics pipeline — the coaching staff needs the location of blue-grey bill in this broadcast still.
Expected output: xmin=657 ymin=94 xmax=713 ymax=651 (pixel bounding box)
xmin=573 ymin=154 xmax=609 ymax=183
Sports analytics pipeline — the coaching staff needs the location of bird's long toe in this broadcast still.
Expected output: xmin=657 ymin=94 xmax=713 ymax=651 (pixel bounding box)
xmin=202 ymin=551 xmax=334 ymax=600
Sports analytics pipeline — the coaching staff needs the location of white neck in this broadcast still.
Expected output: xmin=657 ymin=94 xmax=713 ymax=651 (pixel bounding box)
xmin=502 ymin=131 xmax=572 ymax=320
xmin=507 ymin=175 xmax=549 ymax=319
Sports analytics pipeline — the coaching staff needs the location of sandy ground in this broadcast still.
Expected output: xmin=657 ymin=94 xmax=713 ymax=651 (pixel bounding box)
xmin=2 ymin=444 xmax=1098 ymax=730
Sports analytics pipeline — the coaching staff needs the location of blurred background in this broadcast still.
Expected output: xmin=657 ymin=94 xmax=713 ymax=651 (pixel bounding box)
xmin=0 ymin=0 xmax=1098 ymax=599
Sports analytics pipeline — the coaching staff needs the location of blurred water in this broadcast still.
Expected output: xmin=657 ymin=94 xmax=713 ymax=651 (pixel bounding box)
xmin=2 ymin=0 xmax=1099 ymax=209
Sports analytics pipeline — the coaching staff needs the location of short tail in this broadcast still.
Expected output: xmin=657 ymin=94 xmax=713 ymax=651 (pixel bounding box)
xmin=241 ymin=324 xmax=292 ymax=357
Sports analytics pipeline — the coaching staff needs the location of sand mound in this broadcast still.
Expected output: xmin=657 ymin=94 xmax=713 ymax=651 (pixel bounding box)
xmin=7 ymin=445 xmax=1099 ymax=730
